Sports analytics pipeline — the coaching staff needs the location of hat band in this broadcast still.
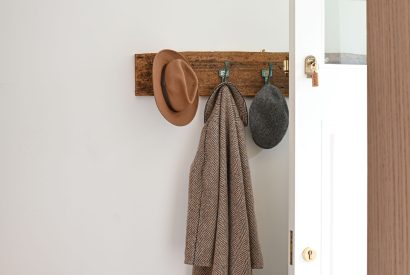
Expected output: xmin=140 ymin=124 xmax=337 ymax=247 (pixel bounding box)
xmin=160 ymin=65 xmax=177 ymax=112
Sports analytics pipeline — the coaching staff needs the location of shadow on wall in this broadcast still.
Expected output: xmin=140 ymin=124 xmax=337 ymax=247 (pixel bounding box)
xmin=245 ymin=98 xmax=289 ymax=275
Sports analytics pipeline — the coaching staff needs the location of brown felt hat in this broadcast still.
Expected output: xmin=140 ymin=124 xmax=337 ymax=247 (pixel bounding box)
xmin=152 ymin=49 xmax=199 ymax=126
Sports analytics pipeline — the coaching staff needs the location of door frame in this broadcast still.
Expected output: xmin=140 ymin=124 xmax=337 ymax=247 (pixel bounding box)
xmin=367 ymin=0 xmax=410 ymax=274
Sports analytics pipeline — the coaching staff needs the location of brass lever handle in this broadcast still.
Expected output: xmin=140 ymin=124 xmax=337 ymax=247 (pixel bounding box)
xmin=305 ymin=55 xmax=319 ymax=87
xmin=305 ymin=55 xmax=317 ymax=78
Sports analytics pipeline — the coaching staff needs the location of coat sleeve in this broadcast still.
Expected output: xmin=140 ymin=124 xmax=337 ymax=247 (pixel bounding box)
xmin=185 ymin=115 xmax=221 ymax=267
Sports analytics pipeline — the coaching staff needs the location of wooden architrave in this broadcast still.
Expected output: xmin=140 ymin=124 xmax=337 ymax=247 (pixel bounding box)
xmin=368 ymin=0 xmax=410 ymax=274
xmin=135 ymin=51 xmax=289 ymax=97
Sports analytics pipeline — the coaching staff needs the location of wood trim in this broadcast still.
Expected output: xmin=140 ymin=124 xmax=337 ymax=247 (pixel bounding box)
xmin=135 ymin=52 xmax=289 ymax=97
xmin=368 ymin=0 xmax=410 ymax=274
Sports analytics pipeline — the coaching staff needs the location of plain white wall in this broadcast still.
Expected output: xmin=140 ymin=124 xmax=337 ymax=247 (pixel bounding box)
xmin=0 ymin=0 xmax=289 ymax=274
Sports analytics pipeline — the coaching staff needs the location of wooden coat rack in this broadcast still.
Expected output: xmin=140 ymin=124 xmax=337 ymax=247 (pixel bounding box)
xmin=135 ymin=51 xmax=289 ymax=97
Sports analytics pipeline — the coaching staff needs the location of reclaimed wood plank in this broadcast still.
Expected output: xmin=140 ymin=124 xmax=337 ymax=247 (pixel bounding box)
xmin=135 ymin=51 xmax=289 ymax=97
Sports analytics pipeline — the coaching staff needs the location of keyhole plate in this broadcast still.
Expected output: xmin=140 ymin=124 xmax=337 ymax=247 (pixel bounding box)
xmin=302 ymin=247 xmax=317 ymax=262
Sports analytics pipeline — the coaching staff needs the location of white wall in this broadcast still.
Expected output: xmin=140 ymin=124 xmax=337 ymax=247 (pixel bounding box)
xmin=0 ymin=0 xmax=289 ymax=274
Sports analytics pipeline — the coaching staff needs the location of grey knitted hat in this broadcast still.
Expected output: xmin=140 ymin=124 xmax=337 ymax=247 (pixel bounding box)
xmin=249 ymin=84 xmax=289 ymax=149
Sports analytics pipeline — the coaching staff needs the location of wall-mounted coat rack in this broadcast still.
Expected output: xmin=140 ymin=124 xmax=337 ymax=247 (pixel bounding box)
xmin=135 ymin=51 xmax=289 ymax=97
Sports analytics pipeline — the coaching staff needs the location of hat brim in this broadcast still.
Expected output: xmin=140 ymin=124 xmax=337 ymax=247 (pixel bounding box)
xmin=152 ymin=49 xmax=199 ymax=126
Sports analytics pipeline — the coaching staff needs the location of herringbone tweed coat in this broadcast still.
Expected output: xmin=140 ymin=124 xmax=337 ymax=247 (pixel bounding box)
xmin=185 ymin=83 xmax=264 ymax=275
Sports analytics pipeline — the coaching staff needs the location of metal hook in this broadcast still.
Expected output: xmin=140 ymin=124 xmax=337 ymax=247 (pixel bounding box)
xmin=219 ymin=61 xmax=230 ymax=83
xmin=261 ymin=63 xmax=273 ymax=85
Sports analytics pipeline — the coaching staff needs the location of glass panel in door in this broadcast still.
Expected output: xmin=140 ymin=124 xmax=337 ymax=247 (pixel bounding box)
xmin=325 ymin=0 xmax=367 ymax=64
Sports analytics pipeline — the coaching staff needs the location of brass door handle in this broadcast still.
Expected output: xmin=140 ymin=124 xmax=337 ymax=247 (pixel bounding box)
xmin=305 ymin=55 xmax=319 ymax=87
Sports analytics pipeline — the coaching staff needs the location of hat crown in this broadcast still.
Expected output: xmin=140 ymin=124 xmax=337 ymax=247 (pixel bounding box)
xmin=164 ymin=59 xmax=198 ymax=112
xmin=152 ymin=49 xmax=199 ymax=126
xmin=249 ymin=84 xmax=289 ymax=149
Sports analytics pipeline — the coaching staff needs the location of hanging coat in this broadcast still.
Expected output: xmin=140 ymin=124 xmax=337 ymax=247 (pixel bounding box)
xmin=185 ymin=82 xmax=264 ymax=275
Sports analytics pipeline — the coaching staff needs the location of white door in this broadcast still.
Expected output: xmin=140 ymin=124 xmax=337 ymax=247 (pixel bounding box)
xmin=289 ymin=0 xmax=367 ymax=275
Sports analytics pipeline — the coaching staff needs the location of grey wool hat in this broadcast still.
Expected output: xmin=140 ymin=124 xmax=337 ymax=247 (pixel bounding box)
xmin=249 ymin=84 xmax=289 ymax=149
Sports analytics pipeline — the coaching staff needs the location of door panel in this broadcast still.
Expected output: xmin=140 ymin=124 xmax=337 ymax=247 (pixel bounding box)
xmin=321 ymin=66 xmax=367 ymax=275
